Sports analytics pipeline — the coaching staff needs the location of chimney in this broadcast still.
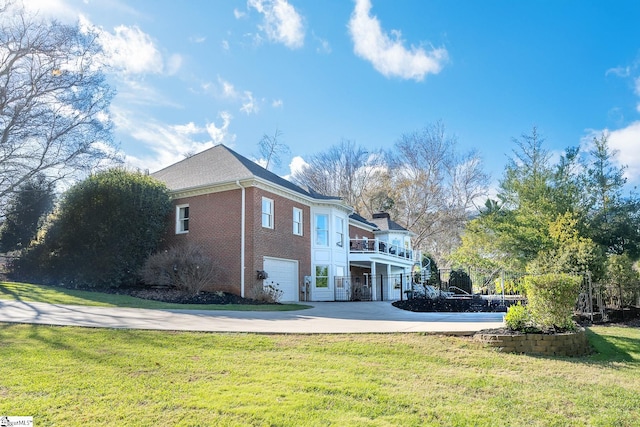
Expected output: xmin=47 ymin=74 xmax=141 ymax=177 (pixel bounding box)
xmin=372 ymin=212 xmax=390 ymax=219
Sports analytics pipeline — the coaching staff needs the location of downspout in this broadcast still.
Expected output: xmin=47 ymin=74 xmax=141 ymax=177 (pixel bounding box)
xmin=236 ymin=181 xmax=246 ymax=298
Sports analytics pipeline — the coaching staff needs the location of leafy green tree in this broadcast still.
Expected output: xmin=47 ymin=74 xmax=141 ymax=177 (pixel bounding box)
xmin=13 ymin=169 xmax=171 ymax=287
xmin=605 ymin=254 xmax=640 ymax=307
xmin=451 ymin=128 xmax=557 ymax=271
xmin=581 ymin=134 xmax=640 ymax=259
xmin=0 ymin=175 xmax=55 ymax=252
xmin=527 ymin=212 xmax=604 ymax=278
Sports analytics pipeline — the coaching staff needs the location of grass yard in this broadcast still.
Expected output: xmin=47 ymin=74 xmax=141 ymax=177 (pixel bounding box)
xmin=0 ymin=324 xmax=638 ymax=426
xmin=0 ymin=281 xmax=309 ymax=311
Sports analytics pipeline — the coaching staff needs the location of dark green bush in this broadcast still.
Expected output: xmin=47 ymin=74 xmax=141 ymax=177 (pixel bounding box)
xmin=12 ymin=169 xmax=171 ymax=288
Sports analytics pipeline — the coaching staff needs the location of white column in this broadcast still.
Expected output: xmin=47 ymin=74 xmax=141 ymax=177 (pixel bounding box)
xmin=370 ymin=262 xmax=377 ymax=301
xmin=385 ymin=264 xmax=392 ymax=301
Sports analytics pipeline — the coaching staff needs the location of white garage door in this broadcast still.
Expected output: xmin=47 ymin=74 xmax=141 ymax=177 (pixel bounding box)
xmin=263 ymin=257 xmax=298 ymax=302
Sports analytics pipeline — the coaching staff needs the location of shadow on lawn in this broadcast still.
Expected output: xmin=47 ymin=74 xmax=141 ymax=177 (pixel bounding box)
xmin=582 ymin=327 xmax=640 ymax=365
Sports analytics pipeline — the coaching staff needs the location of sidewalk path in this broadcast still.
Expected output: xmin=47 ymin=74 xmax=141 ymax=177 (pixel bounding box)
xmin=0 ymin=300 xmax=505 ymax=334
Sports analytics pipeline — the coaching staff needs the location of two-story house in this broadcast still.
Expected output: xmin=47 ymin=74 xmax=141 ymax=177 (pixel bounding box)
xmin=152 ymin=144 xmax=419 ymax=302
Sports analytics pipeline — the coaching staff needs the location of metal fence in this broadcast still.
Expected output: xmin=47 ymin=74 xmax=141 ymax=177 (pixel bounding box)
xmin=334 ymin=275 xmax=373 ymax=301
xmin=577 ymin=272 xmax=640 ymax=322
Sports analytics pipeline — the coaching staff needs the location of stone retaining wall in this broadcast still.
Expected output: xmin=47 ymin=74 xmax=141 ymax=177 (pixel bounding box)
xmin=474 ymin=327 xmax=591 ymax=357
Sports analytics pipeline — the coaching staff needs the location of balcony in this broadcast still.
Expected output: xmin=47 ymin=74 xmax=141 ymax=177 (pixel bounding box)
xmin=349 ymin=238 xmax=419 ymax=263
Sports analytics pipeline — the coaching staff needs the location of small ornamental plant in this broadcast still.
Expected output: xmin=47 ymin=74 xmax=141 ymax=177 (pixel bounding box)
xmin=253 ymin=281 xmax=284 ymax=303
xmin=504 ymin=302 xmax=533 ymax=331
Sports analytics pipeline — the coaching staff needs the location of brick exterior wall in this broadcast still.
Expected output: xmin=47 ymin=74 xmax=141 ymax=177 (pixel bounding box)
xmin=349 ymin=224 xmax=374 ymax=240
xmin=163 ymin=186 xmax=311 ymax=298
xmin=247 ymin=187 xmax=311 ymax=299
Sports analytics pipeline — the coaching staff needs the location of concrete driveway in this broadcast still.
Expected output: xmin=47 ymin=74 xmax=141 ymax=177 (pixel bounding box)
xmin=0 ymin=300 xmax=505 ymax=334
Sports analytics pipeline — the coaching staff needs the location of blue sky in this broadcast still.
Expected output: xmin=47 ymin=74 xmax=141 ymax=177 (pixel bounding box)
xmin=27 ymin=0 xmax=640 ymax=192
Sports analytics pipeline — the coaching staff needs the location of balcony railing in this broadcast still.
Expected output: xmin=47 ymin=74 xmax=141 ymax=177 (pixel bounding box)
xmin=349 ymin=238 xmax=418 ymax=262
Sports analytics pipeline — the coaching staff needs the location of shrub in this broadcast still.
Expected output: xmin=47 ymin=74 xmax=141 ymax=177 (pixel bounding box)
xmin=523 ymin=273 xmax=582 ymax=330
xmin=12 ymin=169 xmax=172 ymax=288
xmin=504 ymin=302 xmax=532 ymax=331
xmin=140 ymin=243 xmax=219 ymax=294
xmin=252 ymin=281 xmax=284 ymax=303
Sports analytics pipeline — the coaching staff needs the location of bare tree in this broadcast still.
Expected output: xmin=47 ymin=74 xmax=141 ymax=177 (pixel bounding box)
xmin=388 ymin=121 xmax=489 ymax=264
xmin=292 ymin=139 xmax=387 ymax=215
xmin=0 ymin=5 xmax=118 ymax=216
xmin=258 ymin=127 xmax=290 ymax=170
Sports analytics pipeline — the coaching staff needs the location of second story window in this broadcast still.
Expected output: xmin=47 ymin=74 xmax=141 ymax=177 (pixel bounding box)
xmin=262 ymin=197 xmax=274 ymax=229
xmin=293 ymin=207 xmax=303 ymax=236
xmin=335 ymin=217 xmax=344 ymax=247
xmin=176 ymin=204 xmax=189 ymax=234
xmin=315 ymin=214 xmax=328 ymax=246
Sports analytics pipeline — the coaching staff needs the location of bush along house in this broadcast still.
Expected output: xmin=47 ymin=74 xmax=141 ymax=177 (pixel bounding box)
xmin=152 ymin=144 xmax=420 ymax=302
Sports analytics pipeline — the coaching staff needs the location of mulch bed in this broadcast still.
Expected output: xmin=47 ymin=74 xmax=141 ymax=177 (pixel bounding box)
xmin=393 ymin=296 xmax=510 ymax=313
xmin=88 ymin=286 xmax=273 ymax=305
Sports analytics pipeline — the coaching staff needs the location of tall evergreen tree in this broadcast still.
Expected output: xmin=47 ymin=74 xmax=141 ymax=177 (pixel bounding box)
xmin=0 ymin=175 xmax=54 ymax=252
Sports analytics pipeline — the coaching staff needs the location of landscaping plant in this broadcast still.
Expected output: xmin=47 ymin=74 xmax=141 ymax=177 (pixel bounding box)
xmin=11 ymin=169 xmax=171 ymax=288
xmin=523 ymin=273 xmax=582 ymax=330
xmin=140 ymin=243 xmax=220 ymax=294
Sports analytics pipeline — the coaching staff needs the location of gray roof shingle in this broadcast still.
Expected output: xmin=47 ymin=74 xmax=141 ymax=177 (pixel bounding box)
xmin=152 ymin=144 xmax=340 ymax=201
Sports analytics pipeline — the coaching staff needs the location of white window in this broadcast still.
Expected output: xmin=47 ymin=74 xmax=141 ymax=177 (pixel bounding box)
xmin=315 ymin=265 xmax=329 ymax=288
xmin=335 ymin=217 xmax=345 ymax=247
xmin=262 ymin=197 xmax=274 ymax=229
xmin=293 ymin=207 xmax=303 ymax=236
xmin=315 ymin=214 xmax=328 ymax=246
xmin=176 ymin=204 xmax=189 ymax=234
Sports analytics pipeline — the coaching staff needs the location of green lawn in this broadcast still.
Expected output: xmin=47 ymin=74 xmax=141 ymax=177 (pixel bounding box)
xmin=0 ymin=281 xmax=309 ymax=311
xmin=0 ymin=324 xmax=638 ymax=426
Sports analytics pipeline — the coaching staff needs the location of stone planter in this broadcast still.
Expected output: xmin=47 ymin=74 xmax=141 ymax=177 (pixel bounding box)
xmin=474 ymin=327 xmax=591 ymax=357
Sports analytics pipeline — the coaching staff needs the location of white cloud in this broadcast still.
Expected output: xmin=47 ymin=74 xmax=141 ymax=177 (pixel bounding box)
xmin=255 ymin=158 xmax=269 ymax=168
xmin=606 ymin=66 xmax=631 ymax=78
xmin=218 ymin=77 xmax=238 ymax=98
xmin=112 ymin=109 xmax=215 ymax=172
xmin=22 ymin=0 xmax=77 ymax=21
xmin=240 ymin=91 xmax=259 ymax=114
xmin=314 ymin=35 xmax=332 ymax=54
xmin=221 ymin=40 xmax=230 ymax=51
xmin=606 ymin=122 xmax=640 ymax=184
xmin=248 ymin=0 xmax=305 ymax=49
xmin=213 ymin=77 xmax=261 ymax=114
xmin=272 ymin=99 xmax=283 ymax=108
xmin=81 ymin=16 xmax=164 ymax=75
xmin=116 ymin=78 xmax=182 ymax=108
xmin=348 ymin=0 xmax=448 ymax=81
xmin=173 ymin=122 xmax=203 ymax=135
xmin=234 ymin=8 xmax=246 ymax=19
xmin=288 ymin=155 xmax=308 ymax=177
xmin=206 ymin=111 xmax=235 ymax=145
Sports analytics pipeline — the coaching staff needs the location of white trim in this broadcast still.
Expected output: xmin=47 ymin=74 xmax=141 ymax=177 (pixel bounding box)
xmin=236 ymin=181 xmax=246 ymax=298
